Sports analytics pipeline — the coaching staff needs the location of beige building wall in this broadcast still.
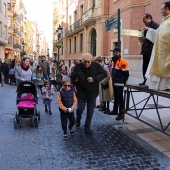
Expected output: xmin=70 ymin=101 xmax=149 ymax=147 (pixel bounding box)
xmin=1 ymin=0 xmax=9 ymax=61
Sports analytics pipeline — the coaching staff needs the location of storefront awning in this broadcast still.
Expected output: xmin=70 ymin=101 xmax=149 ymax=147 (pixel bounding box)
xmin=5 ymin=49 xmax=14 ymax=54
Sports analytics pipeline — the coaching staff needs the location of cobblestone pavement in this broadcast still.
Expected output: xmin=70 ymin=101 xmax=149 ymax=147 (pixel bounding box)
xmin=0 ymin=85 xmax=170 ymax=170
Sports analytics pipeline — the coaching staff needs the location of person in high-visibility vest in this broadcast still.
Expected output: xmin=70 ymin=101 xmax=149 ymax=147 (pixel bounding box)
xmin=110 ymin=47 xmax=129 ymax=120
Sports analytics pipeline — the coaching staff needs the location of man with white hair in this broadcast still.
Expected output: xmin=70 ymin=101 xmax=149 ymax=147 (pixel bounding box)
xmin=71 ymin=53 xmax=107 ymax=135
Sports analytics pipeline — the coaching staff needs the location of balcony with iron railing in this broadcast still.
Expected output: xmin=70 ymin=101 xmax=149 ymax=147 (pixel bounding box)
xmin=82 ymin=7 xmax=95 ymax=26
xmin=12 ymin=0 xmax=16 ymax=5
xmin=13 ymin=28 xmax=21 ymax=37
xmin=13 ymin=43 xmax=21 ymax=49
xmin=65 ymin=19 xmax=82 ymax=36
xmin=53 ymin=46 xmax=58 ymax=53
xmin=16 ymin=16 xmax=21 ymax=25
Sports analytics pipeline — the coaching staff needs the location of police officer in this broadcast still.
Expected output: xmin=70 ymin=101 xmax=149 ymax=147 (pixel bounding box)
xmin=110 ymin=47 xmax=129 ymax=120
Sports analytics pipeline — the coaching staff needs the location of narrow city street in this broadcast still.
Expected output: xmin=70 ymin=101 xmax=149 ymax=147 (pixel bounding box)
xmin=0 ymin=84 xmax=170 ymax=170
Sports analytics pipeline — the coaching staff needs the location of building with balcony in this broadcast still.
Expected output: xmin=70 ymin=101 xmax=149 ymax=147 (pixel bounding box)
xmin=19 ymin=0 xmax=27 ymax=58
xmin=0 ymin=0 xmax=8 ymax=61
xmin=56 ymin=0 xmax=165 ymax=77
xmin=12 ymin=0 xmax=21 ymax=59
xmin=52 ymin=0 xmax=62 ymax=60
xmin=30 ymin=21 xmax=40 ymax=60
xmin=39 ymin=31 xmax=47 ymax=56
xmin=5 ymin=0 xmax=14 ymax=60
xmin=24 ymin=17 xmax=34 ymax=59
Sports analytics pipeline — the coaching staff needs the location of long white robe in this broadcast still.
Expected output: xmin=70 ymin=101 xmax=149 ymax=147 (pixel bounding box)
xmin=145 ymin=19 xmax=170 ymax=90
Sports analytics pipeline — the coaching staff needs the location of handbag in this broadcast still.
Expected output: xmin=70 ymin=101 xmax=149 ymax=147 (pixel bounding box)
xmin=101 ymin=82 xmax=109 ymax=89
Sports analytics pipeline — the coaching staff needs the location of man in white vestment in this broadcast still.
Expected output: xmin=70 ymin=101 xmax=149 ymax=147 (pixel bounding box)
xmin=145 ymin=2 xmax=170 ymax=90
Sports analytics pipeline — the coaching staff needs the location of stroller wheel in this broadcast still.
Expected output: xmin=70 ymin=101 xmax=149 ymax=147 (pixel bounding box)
xmin=31 ymin=117 xmax=34 ymax=127
xmin=37 ymin=111 xmax=40 ymax=121
xmin=34 ymin=116 xmax=39 ymax=127
xmin=19 ymin=119 xmax=22 ymax=128
xmin=14 ymin=118 xmax=17 ymax=129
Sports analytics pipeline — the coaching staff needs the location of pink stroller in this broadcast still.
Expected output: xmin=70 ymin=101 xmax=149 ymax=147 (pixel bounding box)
xmin=14 ymin=81 xmax=40 ymax=128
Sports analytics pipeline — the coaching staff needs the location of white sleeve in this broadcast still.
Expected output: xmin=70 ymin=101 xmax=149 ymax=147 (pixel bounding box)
xmin=146 ymin=27 xmax=160 ymax=43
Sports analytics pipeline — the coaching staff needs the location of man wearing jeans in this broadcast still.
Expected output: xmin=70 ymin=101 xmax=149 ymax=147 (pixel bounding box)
xmin=71 ymin=53 xmax=107 ymax=135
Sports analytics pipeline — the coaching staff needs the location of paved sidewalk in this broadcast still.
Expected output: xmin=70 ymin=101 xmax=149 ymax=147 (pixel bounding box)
xmin=97 ymin=76 xmax=170 ymax=160
xmin=0 ymin=81 xmax=170 ymax=169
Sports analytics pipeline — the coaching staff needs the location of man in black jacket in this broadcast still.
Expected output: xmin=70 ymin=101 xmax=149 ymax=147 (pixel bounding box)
xmin=39 ymin=55 xmax=50 ymax=80
xmin=139 ymin=13 xmax=159 ymax=85
xmin=71 ymin=53 xmax=107 ymax=135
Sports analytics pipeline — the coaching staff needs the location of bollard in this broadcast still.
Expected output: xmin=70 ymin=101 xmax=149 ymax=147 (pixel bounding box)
xmin=1 ymin=72 xmax=3 ymax=87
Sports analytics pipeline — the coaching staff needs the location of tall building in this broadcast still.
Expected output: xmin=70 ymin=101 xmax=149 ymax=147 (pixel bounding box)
xmin=39 ymin=31 xmax=47 ymax=56
xmin=12 ymin=0 xmax=21 ymax=59
xmin=24 ymin=17 xmax=34 ymax=58
xmin=30 ymin=21 xmax=40 ymax=60
xmin=52 ymin=0 xmax=61 ymax=61
xmin=2 ymin=0 xmax=11 ymax=61
xmin=54 ymin=0 xmax=165 ymax=76
xmin=19 ymin=0 xmax=27 ymax=58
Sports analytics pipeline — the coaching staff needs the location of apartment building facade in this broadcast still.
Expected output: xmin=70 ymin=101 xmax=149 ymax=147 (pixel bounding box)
xmin=0 ymin=0 xmax=9 ymax=62
xmin=39 ymin=31 xmax=47 ymax=56
xmin=52 ymin=0 xmax=62 ymax=60
xmin=30 ymin=21 xmax=40 ymax=60
xmin=54 ymin=0 xmax=165 ymax=76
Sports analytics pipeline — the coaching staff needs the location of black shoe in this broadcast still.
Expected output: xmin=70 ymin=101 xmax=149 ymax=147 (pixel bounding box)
xmin=103 ymin=109 xmax=110 ymax=114
xmin=96 ymin=104 xmax=102 ymax=108
xmin=68 ymin=126 xmax=74 ymax=135
xmin=84 ymin=128 xmax=93 ymax=135
xmin=108 ymin=110 xmax=118 ymax=115
xmin=49 ymin=110 xmax=52 ymax=115
xmin=115 ymin=115 xmax=123 ymax=121
xmin=99 ymin=108 xmax=106 ymax=111
xmin=69 ymin=129 xmax=74 ymax=136
xmin=139 ymin=82 xmax=145 ymax=85
xmin=139 ymin=79 xmax=147 ymax=85
xmin=45 ymin=108 xmax=48 ymax=113
xmin=76 ymin=118 xmax=81 ymax=127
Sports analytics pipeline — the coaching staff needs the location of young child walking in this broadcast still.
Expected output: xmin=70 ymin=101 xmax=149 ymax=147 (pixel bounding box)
xmin=42 ymin=81 xmax=55 ymax=115
xmin=57 ymin=77 xmax=77 ymax=140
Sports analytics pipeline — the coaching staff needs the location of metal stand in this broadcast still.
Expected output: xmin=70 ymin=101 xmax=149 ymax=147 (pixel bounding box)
xmin=123 ymin=84 xmax=170 ymax=136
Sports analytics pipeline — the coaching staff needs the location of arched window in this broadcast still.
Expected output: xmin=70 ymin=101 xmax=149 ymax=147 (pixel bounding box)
xmin=91 ymin=29 xmax=96 ymax=57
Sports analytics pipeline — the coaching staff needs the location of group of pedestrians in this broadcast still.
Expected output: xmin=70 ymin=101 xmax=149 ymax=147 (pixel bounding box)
xmin=10 ymin=51 xmax=129 ymax=139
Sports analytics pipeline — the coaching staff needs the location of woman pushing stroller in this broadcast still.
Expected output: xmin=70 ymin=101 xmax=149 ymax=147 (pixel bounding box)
xmin=15 ymin=57 xmax=34 ymax=86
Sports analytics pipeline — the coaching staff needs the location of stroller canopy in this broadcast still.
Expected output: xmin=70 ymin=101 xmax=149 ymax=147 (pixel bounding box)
xmin=17 ymin=81 xmax=37 ymax=97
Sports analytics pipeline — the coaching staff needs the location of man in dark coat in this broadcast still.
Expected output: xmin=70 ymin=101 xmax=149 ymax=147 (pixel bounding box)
xmin=39 ymin=55 xmax=50 ymax=80
xmin=139 ymin=13 xmax=159 ymax=85
xmin=71 ymin=53 xmax=107 ymax=135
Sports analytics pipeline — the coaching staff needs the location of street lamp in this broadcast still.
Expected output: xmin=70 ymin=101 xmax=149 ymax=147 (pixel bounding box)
xmin=56 ymin=25 xmax=63 ymax=66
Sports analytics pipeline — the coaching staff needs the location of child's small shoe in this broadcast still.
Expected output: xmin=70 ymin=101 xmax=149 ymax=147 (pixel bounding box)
xmin=69 ymin=129 xmax=74 ymax=136
xmin=68 ymin=126 xmax=74 ymax=136
xmin=63 ymin=134 xmax=67 ymax=140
